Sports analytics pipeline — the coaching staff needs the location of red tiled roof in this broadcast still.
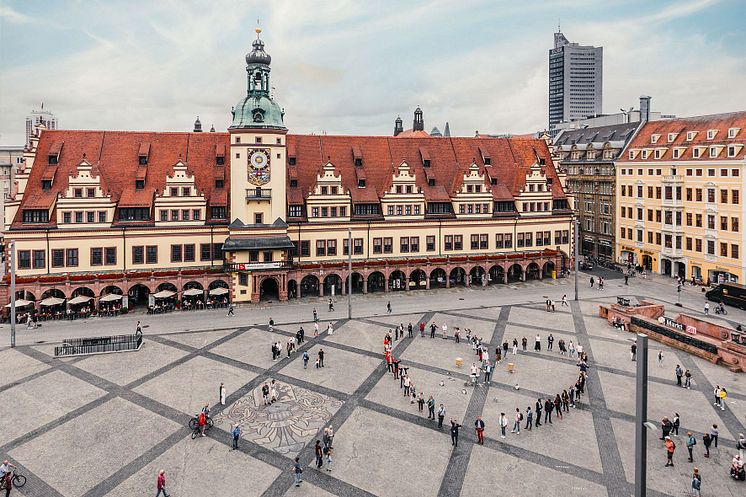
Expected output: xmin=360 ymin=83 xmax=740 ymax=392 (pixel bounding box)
xmin=624 ymin=111 xmax=746 ymax=162
xmin=14 ymin=130 xmax=564 ymax=227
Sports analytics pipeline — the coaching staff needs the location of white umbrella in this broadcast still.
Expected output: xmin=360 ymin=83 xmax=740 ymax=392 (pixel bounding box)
xmin=99 ymin=293 xmax=122 ymax=302
xmin=68 ymin=295 xmax=92 ymax=305
xmin=5 ymin=299 xmax=32 ymax=308
xmin=182 ymin=288 xmax=203 ymax=297
xmin=209 ymin=287 xmax=229 ymax=296
xmin=40 ymin=297 xmax=65 ymax=306
xmin=153 ymin=290 xmax=175 ymax=299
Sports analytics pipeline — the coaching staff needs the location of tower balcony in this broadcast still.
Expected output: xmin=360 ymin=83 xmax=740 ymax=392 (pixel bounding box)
xmin=246 ymin=188 xmax=272 ymax=200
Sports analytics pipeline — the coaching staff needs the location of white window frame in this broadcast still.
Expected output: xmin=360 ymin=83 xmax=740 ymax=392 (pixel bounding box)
xmin=707 ymin=129 xmax=717 ymax=140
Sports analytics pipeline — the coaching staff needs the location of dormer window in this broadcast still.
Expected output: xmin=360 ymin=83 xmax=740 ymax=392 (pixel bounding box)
xmin=357 ymin=179 xmax=366 ymax=188
xmin=651 ymin=134 xmax=660 ymax=144
xmin=289 ymin=157 xmax=296 ymax=166
xmin=654 ymin=150 xmax=662 ymax=159
xmin=354 ymin=158 xmax=363 ymax=167
xmin=428 ymin=178 xmax=435 ymax=187
xmin=423 ymin=159 xmax=430 ymax=167
xmin=48 ymin=155 xmax=58 ymax=164
xmin=728 ymin=128 xmax=739 ymax=138
xmin=491 ymin=178 xmax=497 ymax=185
xmin=215 ymin=179 xmax=224 ymax=188
xmin=170 ymin=188 xmax=178 ymax=197
xmin=216 ymin=156 xmax=225 ymax=165
xmin=135 ymin=179 xmax=145 ymax=190
xmin=289 ymin=179 xmax=298 ymax=187
xmin=728 ymin=145 xmax=737 ymax=157
xmin=321 ymin=186 xmax=328 ymax=195
xmin=707 ymin=130 xmax=717 ymax=140
xmin=139 ymin=155 xmax=148 ymax=165
xmin=41 ymin=180 xmax=52 ymax=190
xmin=686 ymin=131 xmax=696 ymax=141
xmin=667 ymin=133 xmax=677 ymax=142
xmin=484 ymin=157 xmax=491 ymax=165
xmin=87 ymin=188 xmax=95 ymax=198
xmin=710 ymin=147 xmax=718 ymax=158
xmin=673 ymin=149 xmax=681 ymax=159
xmin=693 ymin=148 xmax=701 ymax=158
xmin=74 ymin=188 xmax=83 ymax=198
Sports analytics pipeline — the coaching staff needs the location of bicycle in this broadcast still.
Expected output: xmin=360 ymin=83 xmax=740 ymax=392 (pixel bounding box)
xmin=0 ymin=471 xmax=27 ymax=490
xmin=189 ymin=414 xmax=214 ymax=439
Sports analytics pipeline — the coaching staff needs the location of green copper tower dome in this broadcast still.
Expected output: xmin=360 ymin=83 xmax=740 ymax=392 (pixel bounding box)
xmin=230 ymin=28 xmax=286 ymax=130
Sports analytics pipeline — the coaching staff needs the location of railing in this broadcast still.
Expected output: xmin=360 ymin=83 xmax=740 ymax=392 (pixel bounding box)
xmin=631 ymin=316 xmax=718 ymax=354
xmin=54 ymin=331 xmax=143 ymax=357
xmin=246 ymin=188 xmax=271 ymax=199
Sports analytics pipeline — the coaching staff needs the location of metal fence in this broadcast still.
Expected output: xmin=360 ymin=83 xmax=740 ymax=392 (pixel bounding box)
xmin=631 ymin=317 xmax=718 ymax=354
xmin=54 ymin=331 xmax=143 ymax=357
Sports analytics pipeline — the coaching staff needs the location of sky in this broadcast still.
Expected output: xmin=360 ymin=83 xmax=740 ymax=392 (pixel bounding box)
xmin=1 ymin=0 xmax=745 ymax=145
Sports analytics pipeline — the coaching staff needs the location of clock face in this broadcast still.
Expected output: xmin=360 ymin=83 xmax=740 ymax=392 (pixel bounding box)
xmin=250 ymin=150 xmax=269 ymax=169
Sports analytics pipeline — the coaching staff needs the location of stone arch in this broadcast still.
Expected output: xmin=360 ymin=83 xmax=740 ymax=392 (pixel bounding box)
xmin=128 ymin=283 xmax=151 ymax=307
xmin=410 ymin=269 xmax=427 ymax=290
xmin=183 ymin=280 xmax=204 ymax=291
xmin=41 ymin=288 xmax=66 ymax=300
xmin=450 ymin=267 xmax=466 ymax=286
xmin=100 ymin=285 xmax=124 ymax=296
xmin=71 ymin=286 xmax=95 ymax=298
xmin=367 ymin=271 xmax=386 ymax=293
xmin=288 ymin=279 xmax=298 ymax=299
xmin=542 ymin=261 xmax=556 ymax=278
xmin=429 ymin=268 xmax=447 ymax=288
xmin=389 ymin=270 xmax=406 ymax=291
xmin=259 ymin=276 xmax=280 ymax=301
xmin=301 ymin=274 xmax=320 ymax=297
xmin=323 ymin=273 xmax=342 ymax=296
xmin=469 ymin=266 xmax=486 ymax=286
xmin=350 ymin=272 xmax=365 ymax=294
xmin=526 ymin=262 xmax=541 ymax=280
xmin=157 ymin=282 xmax=178 ymax=293
xmin=507 ymin=263 xmax=523 ymax=283
xmin=15 ymin=290 xmax=36 ymax=302
xmin=489 ymin=265 xmax=505 ymax=284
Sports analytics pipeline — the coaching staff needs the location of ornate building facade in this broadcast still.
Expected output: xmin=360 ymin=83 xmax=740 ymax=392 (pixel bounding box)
xmin=2 ymin=31 xmax=573 ymax=309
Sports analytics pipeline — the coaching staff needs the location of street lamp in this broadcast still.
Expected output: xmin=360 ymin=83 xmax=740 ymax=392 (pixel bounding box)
xmin=635 ymin=333 xmax=650 ymax=497
xmin=347 ymin=228 xmax=352 ymax=319
xmin=675 ymin=283 xmax=683 ymax=307
xmin=574 ymin=218 xmax=579 ymax=301
xmin=9 ymin=240 xmax=16 ymax=348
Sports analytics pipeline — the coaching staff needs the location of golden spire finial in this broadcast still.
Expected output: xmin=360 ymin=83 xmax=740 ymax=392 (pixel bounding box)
xmin=256 ymin=19 xmax=262 ymax=37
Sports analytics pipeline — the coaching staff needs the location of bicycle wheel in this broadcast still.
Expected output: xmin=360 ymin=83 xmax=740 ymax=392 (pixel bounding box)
xmin=207 ymin=417 xmax=215 ymax=429
xmin=191 ymin=429 xmax=198 ymax=440
xmin=188 ymin=418 xmax=198 ymax=430
xmin=13 ymin=474 xmax=27 ymax=488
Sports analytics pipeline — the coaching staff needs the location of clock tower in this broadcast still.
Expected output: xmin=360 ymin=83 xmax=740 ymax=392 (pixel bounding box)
xmin=229 ymin=27 xmax=287 ymax=225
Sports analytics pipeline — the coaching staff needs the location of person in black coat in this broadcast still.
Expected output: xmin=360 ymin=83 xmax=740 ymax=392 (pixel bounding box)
xmin=450 ymin=420 xmax=462 ymax=447
xmin=535 ymin=399 xmax=543 ymax=427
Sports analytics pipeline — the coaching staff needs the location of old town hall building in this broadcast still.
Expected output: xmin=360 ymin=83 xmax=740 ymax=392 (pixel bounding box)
xmin=2 ymin=31 xmax=572 ymax=310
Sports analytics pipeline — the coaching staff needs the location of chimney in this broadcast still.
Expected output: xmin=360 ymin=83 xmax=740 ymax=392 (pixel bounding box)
xmin=639 ymin=96 xmax=651 ymax=123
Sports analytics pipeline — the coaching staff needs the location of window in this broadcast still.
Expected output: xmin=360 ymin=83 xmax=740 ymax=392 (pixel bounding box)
xmin=673 ymin=149 xmax=681 ymax=159
xmin=696 ymin=214 xmax=702 ymax=227
xmin=708 ymin=215 xmax=715 ymax=230
xmin=373 ymin=238 xmax=382 ymax=254
xmin=721 ymin=242 xmax=728 ymax=257
xmin=171 ymin=245 xmax=183 ymax=262
xmin=192 ymin=209 xmax=201 ymax=221
xmin=524 ymin=233 xmax=532 ymax=247
xmin=254 ymin=213 xmax=263 ymax=224
xmin=327 ymin=240 xmax=337 ymax=256
xmin=696 ymin=239 xmax=702 ymax=252
xmin=135 ymin=179 xmax=145 ymax=190
xmin=216 ymin=156 xmax=225 ymax=165
xmin=52 ymin=249 xmax=64 ymax=268
xmin=170 ymin=188 xmax=179 ymax=197
xmin=18 ymin=250 xmax=31 ymax=269
xmin=289 ymin=179 xmax=297 ymax=187
xmin=693 ymin=148 xmax=700 ymax=158
xmin=32 ymin=250 xmax=45 ymax=269
xmin=238 ymin=273 xmax=248 ymax=286
xmin=146 ymin=245 xmax=158 ymax=264
xmin=299 ymin=241 xmax=310 ymax=257
xmin=132 ymin=246 xmax=144 ymax=264
xmin=289 ymin=205 xmax=303 ymax=217
xmin=321 ymin=207 xmax=328 ymax=218
xmin=23 ymin=210 xmax=49 ymax=223
xmin=733 ymin=244 xmax=739 ymax=259
xmin=182 ymin=244 xmax=194 ymax=262
xmin=686 ymin=188 xmax=692 ymax=201
xmin=383 ymin=237 xmax=393 ymax=254
xmin=41 ymin=180 xmax=52 ymax=190
xmin=119 ymin=208 xmax=149 ymax=221
xmin=686 ymin=238 xmax=693 ymax=251
xmin=353 ymin=204 xmax=380 ymax=216
xmin=454 ymin=235 xmax=463 ymax=250
xmin=728 ymin=128 xmax=739 ymax=138
xmin=400 ymin=237 xmax=410 ymax=253
xmin=312 ymin=207 xmax=319 ymax=218
xmin=733 ymin=190 xmax=740 ymax=204
xmin=255 ymin=137 xmax=262 ymax=144
xmin=74 ymin=212 xmax=83 ymax=223
xmin=426 ymin=235 xmax=435 ymax=252
xmin=105 ymin=247 xmax=116 ymax=265
xmin=409 ymin=237 xmax=419 ymax=252
xmin=66 ymin=248 xmax=79 ymax=267
xmin=160 ymin=210 xmax=168 ymax=222
xmin=358 ymin=179 xmax=366 ymax=188
xmin=98 ymin=211 xmax=106 ymax=223
xmin=686 ymin=213 xmax=692 ymax=226
xmin=721 ymin=190 xmax=728 ymax=203
xmin=315 ymin=240 xmax=326 ymax=257
xmin=707 ymin=188 xmax=715 ymax=203
xmin=211 ymin=206 xmax=227 ymax=219
xmin=91 ymin=247 xmax=103 ymax=266
xmin=63 ymin=212 xmax=71 ymax=223
xmin=707 ymin=129 xmax=716 ymax=139
xmin=471 ymin=234 xmax=479 ymax=250
xmin=215 ymin=179 xmax=224 ymax=188
xmin=733 ymin=217 xmax=740 ymax=232
xmin=721 ymin=216 xmax=728 ymax=230
xmin=445 ymin=235 xmax=454 ymax=251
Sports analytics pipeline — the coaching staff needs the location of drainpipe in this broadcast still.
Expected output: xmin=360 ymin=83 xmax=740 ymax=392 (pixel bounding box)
xmin=122 ymin=228 xmax=127 ymax=272
xmin=45 ymin=229 xmax=50 ymax=274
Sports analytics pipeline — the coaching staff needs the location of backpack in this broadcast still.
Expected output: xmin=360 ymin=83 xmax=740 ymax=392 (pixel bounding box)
xmin=688 ymin=436 xmax=696 ymax=446
xmin=519 ymin=412 xmax=524 ymax=421
xmin=692 ymin=477 xmax=701 ymax=490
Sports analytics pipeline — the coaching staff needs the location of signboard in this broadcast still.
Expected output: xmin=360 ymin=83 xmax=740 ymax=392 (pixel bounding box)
xmin=685 ymin=325 xmax=697 ymax=335
xmin=658 ymin=316 xmax=685 ymax=332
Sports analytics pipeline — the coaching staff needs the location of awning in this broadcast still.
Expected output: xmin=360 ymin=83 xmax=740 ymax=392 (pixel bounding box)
xmin=99 ymin=293 xmax=123 ymax=302
xmin=209 ymin=287 xmax=229 ymax=296
xmin=40 ymin=297 xmax=65 ymax=306
xmin=182 ymin=288 xmax=203 ymax=297
xmin=5 ymin=299 xmax=32 ymax=308
xmin=68 ymin=296 xmax=92 ymax=305
xmin=153 ymin=290 xmax=175 ymax=299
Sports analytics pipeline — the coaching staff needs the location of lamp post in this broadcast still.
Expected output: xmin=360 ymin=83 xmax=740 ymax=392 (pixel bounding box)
xmin=675 ymin=282 xmax=683 ymax=307
xmin=635 ymin=333 xmax=649 ymax=497
xmin=574 ymin=218 xmax=579 ymax=301
xmin=10 ymin=240 xmax=16 ymax=348
xmin=347 ymin=228 xmax=352 ymax=319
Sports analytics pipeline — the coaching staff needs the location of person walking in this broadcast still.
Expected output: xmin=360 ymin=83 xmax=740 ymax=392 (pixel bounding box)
xmin=704 ymin=302 xmax=709 ymax=315
xmin=387 ymin=301 xmax=392 ymax=314
xmin=710 ymin=424 xmax=719 ymax=447
xmin=328 ymin=298 xmax=334 ymax=312
xmin=702 ymin=433 xmax=712 ymax=458
xmin=483 ymin=361 xmax=492 ymax=384
xmin=691 ymin=468 xmax=701 ymax=497
xmin=535 ymin=399 xmax=542 ymax=427
xmin=227 ymin=304 xmax=235 ymax=317
xmin=156 ymin=470 xmax=170 ymax=497
xmin=427 ymin=396 xmax=436 ymax=420
xmin=737 ymin=433 xmax=746 ymax=459
xmin=499 ymin=412 xmax=508 ymax=439
xmin=475 ymin=416 xmax=485 ymax=444
xmin=562 ymin=294 xmax=568 ymax=306
xmin=684 ymin=369 xmax=692 ymax=389
xmin=624 ymin=274 xmax=629 ymax=285
xmin=525 ymin=406 xmax=533 ymax=431
xmin=313 ymin=308 xmax=318 ymax=322
xmin=269 ymin=317 xmax=274 ymax=331
xmin=325 ymin=447 xmax=333 ymax=471
xmin=136 ymin=320 xmax=142 ymax=334
xmin=686 ymin=432 xmax=697 ymax=462
xmin=589 ymin=276 xmax=594 ymax=288
xmin=719 ymin=387 xmax=727 ymax=411
xmin=315 ymin=440 xmax=324 ymax=468
xmin=437 ymin=404 xmax=446 ymax=429
xmin=664 ymin=436 xmax=676 ymax=467
xmin=675 ymin=365 xmax=683 ymax=387
xmin=713 ymin=385 xmax=722 ymax=408
xmin=672 ymin=413 xmax=680 ymax=436
xmin=450 ymin=420 xmax=462 ymax=447
xmin=303 ymin=351 xmax=309 ymax=369
xmin=318 ymin=348 xmax=325 ymax=368
xmin=219 ymin=382 xmax=226 ymax=406
xmin=512 ymin=408 xmax=522 ymax=434
xmin=631 ymin=342 xmax=637 ymax=361
xmin=231 ymin=424 xmax=241 ymax=450
xmin=292 ymin=457 xmax=303 ymax=487
xmin=658 ymin=350 xmax=663 ymax=366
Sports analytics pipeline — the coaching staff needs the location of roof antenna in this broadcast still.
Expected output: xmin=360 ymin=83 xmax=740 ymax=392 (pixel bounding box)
xmin=557 ymin=18 xmax=561 ymax=32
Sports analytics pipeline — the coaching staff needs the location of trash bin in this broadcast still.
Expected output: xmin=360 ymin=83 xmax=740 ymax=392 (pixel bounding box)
xmin=552 ymin=270 xmax=556 ymax=279
xmin=456 ymin=357 xmax=463 ymax=368
xmin=507 ymin=362 xmax=515 ymax=373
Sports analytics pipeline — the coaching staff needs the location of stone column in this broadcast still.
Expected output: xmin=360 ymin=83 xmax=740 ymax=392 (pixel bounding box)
xmin=503 ymin=271 xmax=508 ymax=284
xmin=363 ymin=279 xmax=368 ymax=294
xmin=465 ymin=274 xmax=471 ymax=287
xmin=404 ymin=278 xmax=409 ymax=292
xmin=425 ymin=277 xmax=430 ymax=290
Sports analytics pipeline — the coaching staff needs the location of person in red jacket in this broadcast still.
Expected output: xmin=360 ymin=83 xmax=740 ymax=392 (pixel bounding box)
xmin=156 ymin=469 xmax=170 ymax=497
xmin=198 ymin=411 xmax=207 ymax=437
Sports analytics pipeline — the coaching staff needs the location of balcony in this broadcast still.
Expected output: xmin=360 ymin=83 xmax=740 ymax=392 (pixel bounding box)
xmin=224 ymin=261 xmax=292 ymax=272
xmin=246 ymin=188 xmax=271 ymax=200
xmin=662 ymin=197 xmax=683 ymax=207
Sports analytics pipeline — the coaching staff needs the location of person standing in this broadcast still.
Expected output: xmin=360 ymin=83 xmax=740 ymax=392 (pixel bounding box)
xmin=408 ymin=322 xmax=413 ymax=338
xmin=658 ymin=350 xmax=663 ymax=366
xmin=156 ymin=470 xmax=170 ymax=497
xmin=442 ymin=323 xmax=448 ymax=340
xmin=303 ymin=351 xmax=309 ymax=369
xmin=318 ymin=348 xmax=325 ymax=368
xmin=534 ymin=334 xmax=541 ymax=352
xmin=325 ymin=447 xmax=333 ymax=471
xmin=292 ymin=457 xmax=303 ymax=487
xmin=475 ymin=416 xmax=485 ymax=444
xmin=450 ymin=420 xmax=462 ymax=447
xmin=630 ymin=342 xmax=637 ymax=361
xmin=702 ymin=433 xmax=712 ymax=458
xmin=589 ymin=276 xmax=594 ymax=288
xmin=483 ymin=361 xmax=492 ymax=384
xmin=427 ymin=396 xmax=436 ymax=420
xmin=437 ymin=404 xmax=446 ymax=429
xmin=710 ymin=424 xmax=719 ymax=447
xmin=430 ymin=322 xmax=437 ymax=339
xmin=521 ymin=337 xmax=527 ymax=351
xmin=499 ymin=412 xmax=508 ymax=439
xmin=672 ymin=413 xmax=680 ymax=436
xmin=664 ymin=436 xmax=676 ymax=467
xmin=512 ymin=408 xmax=522 ymax=434
xmin=547 ymin=334 xmax=554 ymax=351
xmin=737 ymin=433 xmax=746 ymax=459
xmin=328 ymin=298 xmax=334 ymax=312
xmin=691 ymin=468 xmax=701 ymax=497
xmin=417 ymin=393 xmax=425 ymax=413
xmin=675 ymin=365 xmax=683 ymax=387
xmin=419 ymin=321 xmax=425 ymax=337
xmin=544 ymin=398 xmax=553 ymax=424
xmin=525 ymin=406 xmax=533 ymax=431
xmin=719 ymin=387 xmax=727 ymax=411
xmin=684 ymin=369 xmax=692 ymax=389
xmin=231 ymin=424 xmax=241 ymax=450
xmin=313 ymin=308 xmax=318 ymax=322
xmin=686 ymin=432 xmax=697 ymax=462
xmin=535 ymin=399 xmax=542 ymax=427
xmin=387 ymin=301 xmax=392 ymax=314
xmin=219 ymin=382 xmax=226 ymax=406
xmin=704 ymin=302 xmax=709 ymax=315
xmin=315 ymin=440 xmax=324 ymax=468
xmin=269 ymin=317 xmax=274 ymax=331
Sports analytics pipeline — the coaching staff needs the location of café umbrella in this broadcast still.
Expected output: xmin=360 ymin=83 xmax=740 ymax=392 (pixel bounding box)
xmin=40 ymin=297 xmax=65 ymax=307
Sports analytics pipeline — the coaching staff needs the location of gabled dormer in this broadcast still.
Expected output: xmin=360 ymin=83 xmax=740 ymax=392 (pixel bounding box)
xmin=306 ymin=161 xmax=351 ymax=222
xmin=57 ymin=156 xmax=116 ymax=228
xmin=516 ymin=161 xmax=553 ymax=216
xmin=381 ymin=161 xmax=425 ymax=219
xmin=154 ymin=159 xmax=207 ymax=226
xmin=138 ymin=142 xmax=150 ymax=165
xmin=452 ymin=162 xmax=492 ymax=218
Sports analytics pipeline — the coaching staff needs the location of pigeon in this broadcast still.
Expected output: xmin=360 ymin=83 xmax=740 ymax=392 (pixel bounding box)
xmin=461 ymin=389 xmax=467 ymax=395
xmin=439 ymin=381 xmax=445 ymax=387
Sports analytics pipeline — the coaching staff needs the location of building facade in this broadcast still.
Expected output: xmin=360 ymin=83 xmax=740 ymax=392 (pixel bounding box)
xmin=2 ymin=31 xmax=573 ymax=310
xmin=554 ymin=122 xmax=640 ymax=261
xmin=548 ymin=30 xmax=603 ymax=135
xmin=616 ymin=112 xmax=746 ymax=283
xmin=25 ymin=107 xmax=58 ymax=148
